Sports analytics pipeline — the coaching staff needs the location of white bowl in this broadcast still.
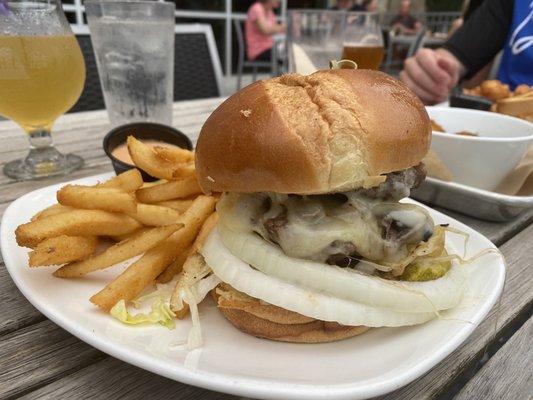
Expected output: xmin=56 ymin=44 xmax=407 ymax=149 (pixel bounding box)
xmin=426 ymin=107 xmax=533 ymax=191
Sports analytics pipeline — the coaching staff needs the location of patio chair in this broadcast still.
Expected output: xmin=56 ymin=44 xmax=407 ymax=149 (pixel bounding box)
xmin=174 ymin=24 xmax=223 ymax=100
xmin=234 ymin=19 xmax=275 ymax=90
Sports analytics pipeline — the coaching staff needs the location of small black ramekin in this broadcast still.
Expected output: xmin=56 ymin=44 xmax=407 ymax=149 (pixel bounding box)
xmin=103 ymin=122 xmax=193 ymax=182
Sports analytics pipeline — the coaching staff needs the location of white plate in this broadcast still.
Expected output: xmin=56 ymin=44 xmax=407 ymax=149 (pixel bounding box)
xmin=1 ymin=173 xmax=505 ymax=400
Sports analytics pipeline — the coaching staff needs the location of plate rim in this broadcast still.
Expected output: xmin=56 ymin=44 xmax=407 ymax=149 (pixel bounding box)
xmin=0 ymin=173 xmax=506 ymax=400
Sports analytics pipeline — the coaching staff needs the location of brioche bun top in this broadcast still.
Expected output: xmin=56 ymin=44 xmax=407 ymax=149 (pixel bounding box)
xmin=196 ymin=69 xmax=430 ymax=194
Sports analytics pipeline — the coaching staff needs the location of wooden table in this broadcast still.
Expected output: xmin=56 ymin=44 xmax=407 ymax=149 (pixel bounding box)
xmin=1 ymin=98 xmax=531 ymax=400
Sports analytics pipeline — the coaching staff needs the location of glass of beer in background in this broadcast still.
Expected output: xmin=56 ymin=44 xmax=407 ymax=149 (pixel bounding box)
xmin=0 ymin=0 xmax=85 ymax=180
xmin=342 ymin=12 xmax=384 ymax=70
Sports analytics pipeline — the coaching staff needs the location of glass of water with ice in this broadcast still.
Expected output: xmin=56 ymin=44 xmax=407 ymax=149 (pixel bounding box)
xmin=85 ymin=1 xmax=175 ymax=126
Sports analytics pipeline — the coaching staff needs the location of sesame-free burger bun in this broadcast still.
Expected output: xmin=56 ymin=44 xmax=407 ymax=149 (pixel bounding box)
xmin=212 ymin=284 xmax=369 ymax=343
xmin=196 ymin=69 xmax=430 ymax=195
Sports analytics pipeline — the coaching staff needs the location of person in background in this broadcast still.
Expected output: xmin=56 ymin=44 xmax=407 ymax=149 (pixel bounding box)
xmin=245 ymin=0 xmax=286 ymax=62
xmin=390 ymin=0 xmax=422 ymax=35
xmin=400 ymin=0 xmax=532 ymax=104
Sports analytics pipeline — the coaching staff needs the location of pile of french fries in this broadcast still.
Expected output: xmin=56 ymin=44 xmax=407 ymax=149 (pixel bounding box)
xmin=15 ymin=136 xmax=218 ymax=321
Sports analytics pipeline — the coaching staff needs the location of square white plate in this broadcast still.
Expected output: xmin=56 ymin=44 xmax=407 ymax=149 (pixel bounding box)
xmin=1 ymin=173 xmax=505 ymax=400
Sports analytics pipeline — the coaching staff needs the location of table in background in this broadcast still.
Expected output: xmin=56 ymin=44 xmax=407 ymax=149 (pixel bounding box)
xmin=1 ymin=98 xmax=531 ymax=400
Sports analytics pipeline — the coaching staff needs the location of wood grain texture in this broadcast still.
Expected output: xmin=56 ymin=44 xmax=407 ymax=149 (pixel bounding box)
xmin=378 ymin=224 xmax=533 ymax=399
xmin=455 ymin=317 xmax=533 ymax=400
xmin=18 ymin=357 xmax=239 ymax=400
xmin=0 ymin=320 xmax=105 ymax=399
xmin=0 ymin=260 xmax=44 ymax=336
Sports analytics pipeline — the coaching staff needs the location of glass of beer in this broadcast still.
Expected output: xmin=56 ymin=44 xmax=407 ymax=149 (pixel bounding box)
xmin=0 ymin=0 xmax=86 ymax=180
xmin=342 ymin=12 xmax=384 ymax=70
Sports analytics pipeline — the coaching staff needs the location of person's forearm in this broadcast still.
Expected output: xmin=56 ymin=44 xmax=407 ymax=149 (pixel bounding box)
xmin=442 ymin=0 xmax=514 ymax=78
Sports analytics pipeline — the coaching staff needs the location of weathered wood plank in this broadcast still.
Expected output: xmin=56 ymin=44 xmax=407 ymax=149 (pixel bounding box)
xmin=18 ymin=357 xmax=238 ymax=400
xmin=0 ymin=320 xmax=105 ymax=399
xmin=454 ymin=317 xmax=532 ymax=400
xmin=379 ymin=224 xmax=533 ymax=400
xmin=0 ymin=261 xmax=45 ymax=336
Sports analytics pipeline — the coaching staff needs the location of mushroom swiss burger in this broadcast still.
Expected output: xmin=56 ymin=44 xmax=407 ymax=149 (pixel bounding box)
xmin=195 ymin=69 xmax=463 ymax=343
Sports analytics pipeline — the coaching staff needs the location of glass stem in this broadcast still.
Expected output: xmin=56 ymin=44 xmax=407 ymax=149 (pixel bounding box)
xmin=28 ymin=129 xmax=55 ymax=149
xmin=24 ymin=129 xmax=65 ymax=175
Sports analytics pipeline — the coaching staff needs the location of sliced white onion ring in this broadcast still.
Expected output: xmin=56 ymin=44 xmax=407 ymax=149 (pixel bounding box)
xmin=217 ymin=223 xmax=466 ymax=313
xmin=202 ymin=229 xmax=436 ymax=327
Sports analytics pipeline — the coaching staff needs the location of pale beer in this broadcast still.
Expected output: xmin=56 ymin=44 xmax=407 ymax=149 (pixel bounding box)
xmin=0 ymin=35 xmax=86 ymax=132
xmin=341 ymin=44 xmax=384 ymax=70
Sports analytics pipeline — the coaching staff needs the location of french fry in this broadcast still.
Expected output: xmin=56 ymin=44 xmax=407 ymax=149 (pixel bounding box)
xmin=57 ymin=185 xmax=137 ymax=213
xmin=54 ymin=223 xmax=183 ymax=278
xmin=108 ymin=227 xmax=150 ymax=242
xmin=141 ymin=179 xmax=167 ymax=189
xmin=29 ymin=236 xmax=98 ymax=267
xmin=16 ymin=210 xmax=142 ymax=248
xmin=171 ymin=162 xmax=196 ymax=179
xmin=90 ymin=240 xmax=178 ymax=311
xmin=156 ymin=199 xmax=194 ymax=213
xmin=156 ymin=250 xmax=189 ymax=284
xmin=136 ymin=176 xmax=202 ymax=203
xmin=127 ymin=136 xmax=176 ymax=180
xmin=190 ymin=212 xmax=218 ymax=252
xmin=98 ymin=169 xmax=143 ymax=192
xmin=157 ymin=212 xmax=218 ymax=283
xmin=170 ymin=253 xmax=211 ymax=318
xmin=127 ymin=203 xmax=181 ymax=226
xmin=90 ymin=195 xmax=216 ymax=311
xmin=31 ymin=204 xmax=74 ymax=221
xmin=153 ymin=146 xmax=194 ymax=164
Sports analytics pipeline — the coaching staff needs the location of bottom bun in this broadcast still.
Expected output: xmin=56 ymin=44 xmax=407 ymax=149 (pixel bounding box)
xmin=212 ymin=284 xmax=370 ymax=343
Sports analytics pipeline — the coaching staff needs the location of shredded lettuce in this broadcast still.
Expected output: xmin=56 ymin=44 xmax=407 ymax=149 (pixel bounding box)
xmin=110 ymin=298 xmax=176 ymax=329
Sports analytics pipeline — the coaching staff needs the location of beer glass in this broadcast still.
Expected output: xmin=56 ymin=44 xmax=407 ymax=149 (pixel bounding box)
xmin=342 ymin=12 xmax=384 ymax=70
xmin=0 ymin=0 xmax=86 ymax=180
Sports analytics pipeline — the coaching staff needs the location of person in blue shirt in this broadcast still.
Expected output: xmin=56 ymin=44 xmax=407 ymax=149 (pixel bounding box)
xmin=400 ymin=0 xmax=532 ymax=104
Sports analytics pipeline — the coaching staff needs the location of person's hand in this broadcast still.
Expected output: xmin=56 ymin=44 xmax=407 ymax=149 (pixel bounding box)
xmin=400 ymin=48 xmax=464 ymax=104
xmin=277 ymin=23 xmax=287 ymax=34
